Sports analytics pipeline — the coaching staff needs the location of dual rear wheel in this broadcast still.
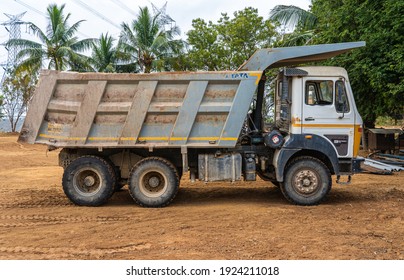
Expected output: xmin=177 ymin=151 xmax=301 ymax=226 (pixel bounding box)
xmin=62 ymin=156 xmax=179 ymax=207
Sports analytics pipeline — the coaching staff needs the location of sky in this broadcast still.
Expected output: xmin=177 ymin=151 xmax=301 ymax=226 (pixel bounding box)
xmin=0 ymin=0 xmax=311 ymax=76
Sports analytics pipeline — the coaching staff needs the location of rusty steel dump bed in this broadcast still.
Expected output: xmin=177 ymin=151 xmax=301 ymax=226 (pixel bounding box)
xmin=19 ymin=70 xmax=262 ymax=148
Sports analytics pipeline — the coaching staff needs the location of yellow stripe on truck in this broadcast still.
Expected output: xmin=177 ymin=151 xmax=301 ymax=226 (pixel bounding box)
xmin=38 ymin=134 xmax=238 ymax=142
xmin=353 ymin=125 xmax=362 ymax=157
xmin=292 ymin=123 xmax=356 ymax=129
xmin=249 ymin=72 xmax=263 ymax=85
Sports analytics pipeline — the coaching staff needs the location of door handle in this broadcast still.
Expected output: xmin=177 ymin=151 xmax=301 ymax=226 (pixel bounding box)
xmin=305 ymin=117 xmax=315 ymax=121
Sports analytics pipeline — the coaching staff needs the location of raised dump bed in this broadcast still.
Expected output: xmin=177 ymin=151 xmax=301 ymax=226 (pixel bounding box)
xmin=19 ymin=70 xmax=262 ymax=148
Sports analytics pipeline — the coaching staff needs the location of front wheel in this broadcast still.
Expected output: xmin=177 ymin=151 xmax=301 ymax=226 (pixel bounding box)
xmin=280 ymin=157 xmax=331 ymax=205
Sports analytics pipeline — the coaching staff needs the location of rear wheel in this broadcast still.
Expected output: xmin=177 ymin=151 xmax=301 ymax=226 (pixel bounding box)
xmin=280 ymin=157 xmax=331 ymax=205
xmin=129 ymin=157 xmax=179 ymax=207
xmin=62 ymin=156 xmax=115 ymax=206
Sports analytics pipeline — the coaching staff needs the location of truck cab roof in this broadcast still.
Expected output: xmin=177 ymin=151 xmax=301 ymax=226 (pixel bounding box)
xmin=295 ymin=66 xmax=349 ymax=77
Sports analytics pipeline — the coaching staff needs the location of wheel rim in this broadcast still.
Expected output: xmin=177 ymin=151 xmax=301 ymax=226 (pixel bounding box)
xmin=292 ymin=169 xmax=320 ymax=196
xmin=139 ymin=171 xmax=168 ymax=198
xmin=73 ymin=167 xmax=103 ymax=196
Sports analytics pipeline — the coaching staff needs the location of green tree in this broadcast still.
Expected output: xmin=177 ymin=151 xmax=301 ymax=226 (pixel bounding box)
xmin=269 ymin=5 xmax=317 ymax=31
xmin=187 ymin=7 xmax=276 ymax=70
xmin=162 ymin=44 xmax=191 ymax=71
xmin=6 ymin=3 xmax=93 ymax=73
xmin=186 ymin=18 xmax=226 ymax=70
xmin=217 ymin=7 xmax=276 ymax=69
xmin=311 ymin=0 xmax=404 ymax=127
xmin=1 ymin=68 xmax=37 ymax=132
xmin=90 ymin=33 xmax=122 ymax=72
xmin=119 ymin=6 xmax=183 ymax=73
xmin=269 ymin=5 xmax=317 ymax=46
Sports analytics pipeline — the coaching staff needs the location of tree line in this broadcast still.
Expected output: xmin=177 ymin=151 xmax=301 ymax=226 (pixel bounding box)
xmin=1 ymin=1 xmax=402 ymax=133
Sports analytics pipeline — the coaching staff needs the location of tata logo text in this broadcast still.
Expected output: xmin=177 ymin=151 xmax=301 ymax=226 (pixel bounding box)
xmin=225 ymin=73 xmax=249 ymax=79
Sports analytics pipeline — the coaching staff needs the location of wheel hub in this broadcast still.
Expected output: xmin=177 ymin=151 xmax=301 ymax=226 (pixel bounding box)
xmin=294 ymin=170 xmax=318 ymax=194
xmin=84 ymin=176 xmax=96 ymax=187
xmin=139 ymin=171 xmax=167 ymax=196
xmin=148 ymin=176 xmax=160 ymax=188
xmin=73 ymin=168 xmax=102 ymax=195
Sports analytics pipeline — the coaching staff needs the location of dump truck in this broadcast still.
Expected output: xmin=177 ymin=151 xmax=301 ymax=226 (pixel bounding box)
xmin=18 ymin=42 xmax=365 ymax=207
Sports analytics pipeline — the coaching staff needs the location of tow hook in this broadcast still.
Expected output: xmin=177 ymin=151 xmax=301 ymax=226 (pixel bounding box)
xmin=336 ymin=175 xmax=351 ymax=185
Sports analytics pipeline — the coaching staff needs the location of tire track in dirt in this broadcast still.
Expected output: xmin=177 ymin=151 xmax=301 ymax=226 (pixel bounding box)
xmin=0 ymin=188 xmax=71 ymax=209
xmin=0 ymin=200 xmax=72 ymax=209
xmin=0 ymin=243 xmax=152 ymax=259
xmin=0 ymin=215 xmax=132 ymax=227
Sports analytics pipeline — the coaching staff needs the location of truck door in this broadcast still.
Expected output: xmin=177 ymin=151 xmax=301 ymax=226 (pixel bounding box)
xmin=301 ymin=77 xmax=354 ymax=158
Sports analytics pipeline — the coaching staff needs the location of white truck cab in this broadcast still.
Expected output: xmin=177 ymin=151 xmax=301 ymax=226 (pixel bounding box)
xmin=269 ymin=65 xmax=363 ymax=204
xmin=289 ymin=66 xmax=362 ymax=159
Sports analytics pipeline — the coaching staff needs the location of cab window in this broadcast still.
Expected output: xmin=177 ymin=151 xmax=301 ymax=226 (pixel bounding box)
xmin=305 ymin=80 xmax=333 ymax=105
xmin=335 ymin=80 xmax=350 ymax=113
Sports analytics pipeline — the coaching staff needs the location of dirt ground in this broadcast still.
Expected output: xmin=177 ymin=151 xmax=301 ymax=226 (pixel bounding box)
xmin=0 ymin=135 xmax=403 ymax=260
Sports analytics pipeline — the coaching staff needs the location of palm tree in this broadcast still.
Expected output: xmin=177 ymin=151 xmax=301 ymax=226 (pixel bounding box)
xmin=90 ymin=33 xmax=120 ymax=72
xmin=118 ymin=6 xmax=183 ymax=73
xmin=6 ymin=4 xmax=93 ymax=73
xmin=269 ymin=5 xmax=317 ymax=46
xmin=270 ymin=5 xmax=317 ymax=30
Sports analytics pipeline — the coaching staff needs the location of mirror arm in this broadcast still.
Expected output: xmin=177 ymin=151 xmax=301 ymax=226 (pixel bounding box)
xmin=338 ymin=101 xmax=346 ymax=119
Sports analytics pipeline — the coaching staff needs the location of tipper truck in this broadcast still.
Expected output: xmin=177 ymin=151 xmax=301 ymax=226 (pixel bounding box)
xmin=18 ymin=42 xmax=365 ymax=207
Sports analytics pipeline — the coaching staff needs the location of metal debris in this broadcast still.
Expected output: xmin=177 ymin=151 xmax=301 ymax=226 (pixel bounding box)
xmin=359 ymin=157 xmax=404 ymax=175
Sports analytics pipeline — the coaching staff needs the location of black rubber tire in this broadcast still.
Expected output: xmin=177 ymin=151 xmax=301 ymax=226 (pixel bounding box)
xmin=280 ymin=156 xmax=331 ymax=205
xmin=62 ymin=156 xmax=115 ymax=206
xmin=256 ymin=170 xmax=271 ymax=181
xmin=257 ymin=170 xmax=280 ymax=188
xmin=128 ymin=157 xmax=179 ymax=207
xmin=114 ymin=179 xmax=126 ymax=191
xmin=104 ymin=158 xmax=125 ymax=191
